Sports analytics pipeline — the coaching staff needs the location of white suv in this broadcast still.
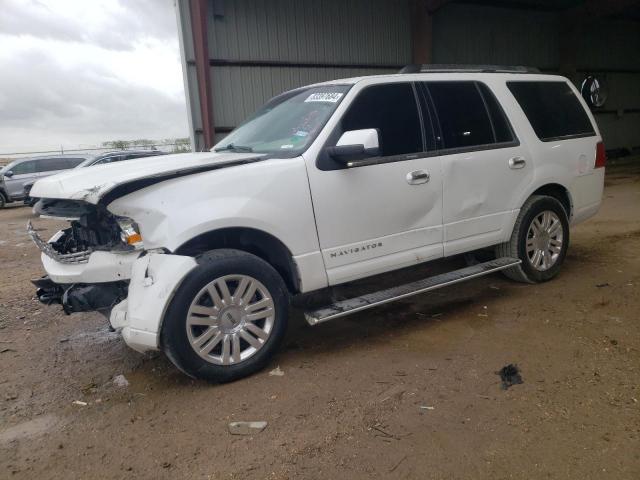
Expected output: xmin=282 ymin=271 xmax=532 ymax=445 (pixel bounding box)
xmin=29 ymin=66 xmax=605 ymax=381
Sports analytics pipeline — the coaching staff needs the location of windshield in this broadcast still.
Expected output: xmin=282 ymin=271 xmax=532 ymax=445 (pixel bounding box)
xmin=214 ymin=84 xmax=350 ymax=156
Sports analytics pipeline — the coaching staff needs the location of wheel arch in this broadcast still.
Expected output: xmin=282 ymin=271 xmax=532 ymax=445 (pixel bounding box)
xmin=174 ymin=227 xmax=301 ymax=294
xmin=528 ymin=183 xmax=573 ymax=219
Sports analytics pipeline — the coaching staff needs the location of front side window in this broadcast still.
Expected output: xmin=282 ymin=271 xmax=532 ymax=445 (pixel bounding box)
xmin=427 ymin=82 xmax=496 ymax=149
xmin=507 ymin=81 xmax=595 ymax=141
xmin=215 ymin=85 xmax=350 ymax=156
xmin=340 ymin=83 xmax=423 ymax=157
xmin=10 ymin=160 xmax=37 ymax=175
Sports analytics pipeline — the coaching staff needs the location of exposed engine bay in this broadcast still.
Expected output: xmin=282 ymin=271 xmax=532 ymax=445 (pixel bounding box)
xmin=32 ymin=198 xmax=139 ymax=259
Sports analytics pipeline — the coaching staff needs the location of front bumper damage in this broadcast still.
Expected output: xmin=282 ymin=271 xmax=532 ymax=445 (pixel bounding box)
xmin=32 ymin=276 xmax=127 ymax=315
xmin=109 ymin=253 xmax=197 ymax=352
xmin=30 ymin=226 xmax=197 ymax=353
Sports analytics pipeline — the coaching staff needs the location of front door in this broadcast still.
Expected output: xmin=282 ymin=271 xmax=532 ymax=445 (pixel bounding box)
xmin=4 ymin=159 xmax=38 ymax=199
xmin=305 ymin=82 xmax=444 ymax=285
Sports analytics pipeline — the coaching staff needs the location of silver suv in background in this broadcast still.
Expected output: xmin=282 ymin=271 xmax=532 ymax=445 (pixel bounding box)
xmin=22 ymin=150 xmax=167 ymax=205
xmin=0 ymin=155 xmax=90 ymax=208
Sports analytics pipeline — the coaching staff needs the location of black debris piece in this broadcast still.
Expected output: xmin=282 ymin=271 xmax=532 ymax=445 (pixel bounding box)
xmin=497 ymin=364 xmax=523 ymax=390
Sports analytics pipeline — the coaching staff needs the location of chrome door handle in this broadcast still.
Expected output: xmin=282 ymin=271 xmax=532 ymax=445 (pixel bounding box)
xmin=509 ymin=157 xmax=526 ymax=169
xmin=406 ymin=170 xmax=430 ymax=185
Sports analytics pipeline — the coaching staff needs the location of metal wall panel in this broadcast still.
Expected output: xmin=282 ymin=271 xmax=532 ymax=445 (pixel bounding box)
xmin=206 ymin=0 xmax=411 ymax=136
xmin=432 ymin=3 xmax=560 ymax=69
xmin=575 ymin=20 xmax=640 ymax=71
xmin=207 ymin=0 xmax=411 ymax=64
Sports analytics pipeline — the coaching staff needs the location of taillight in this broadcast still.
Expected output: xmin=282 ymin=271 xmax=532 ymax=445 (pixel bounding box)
xmin=595 ymin=142 xmax=606 ymax=169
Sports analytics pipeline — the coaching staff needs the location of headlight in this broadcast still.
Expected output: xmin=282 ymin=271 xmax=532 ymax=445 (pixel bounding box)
xmin=116 ymin=217 xmax=144 ymax=249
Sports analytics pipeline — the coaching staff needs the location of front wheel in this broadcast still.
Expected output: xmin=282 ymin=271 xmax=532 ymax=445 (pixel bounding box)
xmin=161 ymin=249 xmax=289 ymax=382
xmin=496 ymin=195 xmax=570 ymax=283
xmin=0 ymin=193 xmax=6 ymax=209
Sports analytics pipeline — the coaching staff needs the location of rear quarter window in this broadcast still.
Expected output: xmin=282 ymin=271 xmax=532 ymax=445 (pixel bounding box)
xmin=507 ymin=81 xmax=595 ymax=141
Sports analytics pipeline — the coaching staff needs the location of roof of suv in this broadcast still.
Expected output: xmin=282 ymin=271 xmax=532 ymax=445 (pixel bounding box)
xmin=312 ymin=67 xmax=560 ymax=87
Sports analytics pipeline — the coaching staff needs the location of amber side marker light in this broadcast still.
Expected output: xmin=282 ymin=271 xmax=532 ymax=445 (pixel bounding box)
xmin=125 ymin=232 xmax=143 ymax=245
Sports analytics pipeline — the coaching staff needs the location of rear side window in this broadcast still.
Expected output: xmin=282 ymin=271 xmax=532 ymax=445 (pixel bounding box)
xmin=427 ymin=82 xmax=513 ymax=150
xmin=341 ymin=83 xmax=423 ymax=157
xmin=507 ymin=81 xmax=595 ymax=141
xmin=36 ymin=158 xmax=70 ymax=172
xmin=65 ymin=158 xmax=85 ymax=168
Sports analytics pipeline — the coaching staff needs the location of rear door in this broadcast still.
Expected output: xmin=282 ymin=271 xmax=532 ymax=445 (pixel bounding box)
xmin=306 ymin=82 xmax=444 ymax=285
xmin=421 ymin=80 xmax=533 ymax=256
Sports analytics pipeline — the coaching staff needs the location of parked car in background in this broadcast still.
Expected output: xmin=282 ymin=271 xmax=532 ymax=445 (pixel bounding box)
xmin=75 ymin=149 xmax=167 ymax=168
xmin=0 ymin=155 xmax=91 ymax=208
xmin=22 ymin=150 xmax=167 ymax=205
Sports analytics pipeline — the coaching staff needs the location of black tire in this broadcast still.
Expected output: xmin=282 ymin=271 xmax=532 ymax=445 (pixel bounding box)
xmin=496 ymin=195 xmax=570 ymax=283
xmin=161 ymin=249 xmax=289 ymax=382
xmin=0 ymin=192 xmax=6 ymax=209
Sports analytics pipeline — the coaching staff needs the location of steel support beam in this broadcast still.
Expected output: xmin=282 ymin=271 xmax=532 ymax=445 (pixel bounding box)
xmin=190 ymin=0 xmax=215 ymax=151
xmin=410 ymin=0 xmax=452 ymax=65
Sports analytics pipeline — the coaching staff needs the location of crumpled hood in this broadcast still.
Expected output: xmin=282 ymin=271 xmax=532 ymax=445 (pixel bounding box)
xmin=30 ymin=151 xmax=264 ymax=204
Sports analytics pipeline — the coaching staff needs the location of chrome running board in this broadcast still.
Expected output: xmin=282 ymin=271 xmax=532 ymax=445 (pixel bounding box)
xmin=304 ymin=257 xmax=521 ymax=325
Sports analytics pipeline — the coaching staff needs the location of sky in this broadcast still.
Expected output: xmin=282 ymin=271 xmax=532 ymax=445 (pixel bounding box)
xmin=0 ymin=0 xmax=189 ymax=153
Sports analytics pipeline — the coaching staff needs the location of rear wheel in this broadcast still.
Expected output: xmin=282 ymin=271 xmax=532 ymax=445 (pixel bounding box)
xmin=161 ymin=249 xmax=289 ymax=382
xmin=496 ymin=195 xmax=569 ymax=283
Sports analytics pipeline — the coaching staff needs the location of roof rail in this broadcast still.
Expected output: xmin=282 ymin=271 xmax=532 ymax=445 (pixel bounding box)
xmin=398 ymin=64 xmax=541 ymax=74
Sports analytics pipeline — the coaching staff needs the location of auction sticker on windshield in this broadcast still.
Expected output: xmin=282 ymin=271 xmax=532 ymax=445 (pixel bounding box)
xmin=305 ymin=92 xmax=343 ymax=103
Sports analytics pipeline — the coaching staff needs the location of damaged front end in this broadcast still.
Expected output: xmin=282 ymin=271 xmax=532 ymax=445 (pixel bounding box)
xmin=28 ymin=198 xmax=143 ymax=316
xmin=31 ymin=276 xmax=127 ymax=316
xmin=32 ymin=198 xmax=143 ymax=257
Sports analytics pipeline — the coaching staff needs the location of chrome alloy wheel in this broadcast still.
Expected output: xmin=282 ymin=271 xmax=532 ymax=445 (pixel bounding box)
xmin=186 ymin=275 xmax=275 ymax=365
xmin=526 ymin=210 xmax=564 ymax=272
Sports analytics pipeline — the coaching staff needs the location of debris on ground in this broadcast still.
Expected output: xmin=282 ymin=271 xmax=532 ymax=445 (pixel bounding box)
xmin=72 ymin=400 xmax=88 ymax=406
xmin=81 ymin=382 xmax=97 ymax=395
xmin=419 ymin=405 xmax=435 ymax=411
xmin=112 ymin=374 xmax=129 ymax=388
xmin=268 ymin=366 xmax=284 ymax=377
xmin=496 ymin=364 xmax=523 ymax=390
xmin=228 ymin=421 xmax=268 ymax=435
xmin=596 ymin=283 xmax=610 ymax=288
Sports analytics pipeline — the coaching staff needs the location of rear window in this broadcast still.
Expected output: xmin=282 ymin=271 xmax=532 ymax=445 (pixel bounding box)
xmin=507 ymin=81 xmax=595 ymax=141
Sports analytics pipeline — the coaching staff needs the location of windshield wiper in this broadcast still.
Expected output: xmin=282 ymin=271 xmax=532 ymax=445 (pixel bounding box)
xmin=214 ymin=143 xmax=253 ymax=153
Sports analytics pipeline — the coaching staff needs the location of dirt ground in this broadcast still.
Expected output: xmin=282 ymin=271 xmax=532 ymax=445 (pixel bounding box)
xmin=1 ymin=162 xmax=639 ymax=480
